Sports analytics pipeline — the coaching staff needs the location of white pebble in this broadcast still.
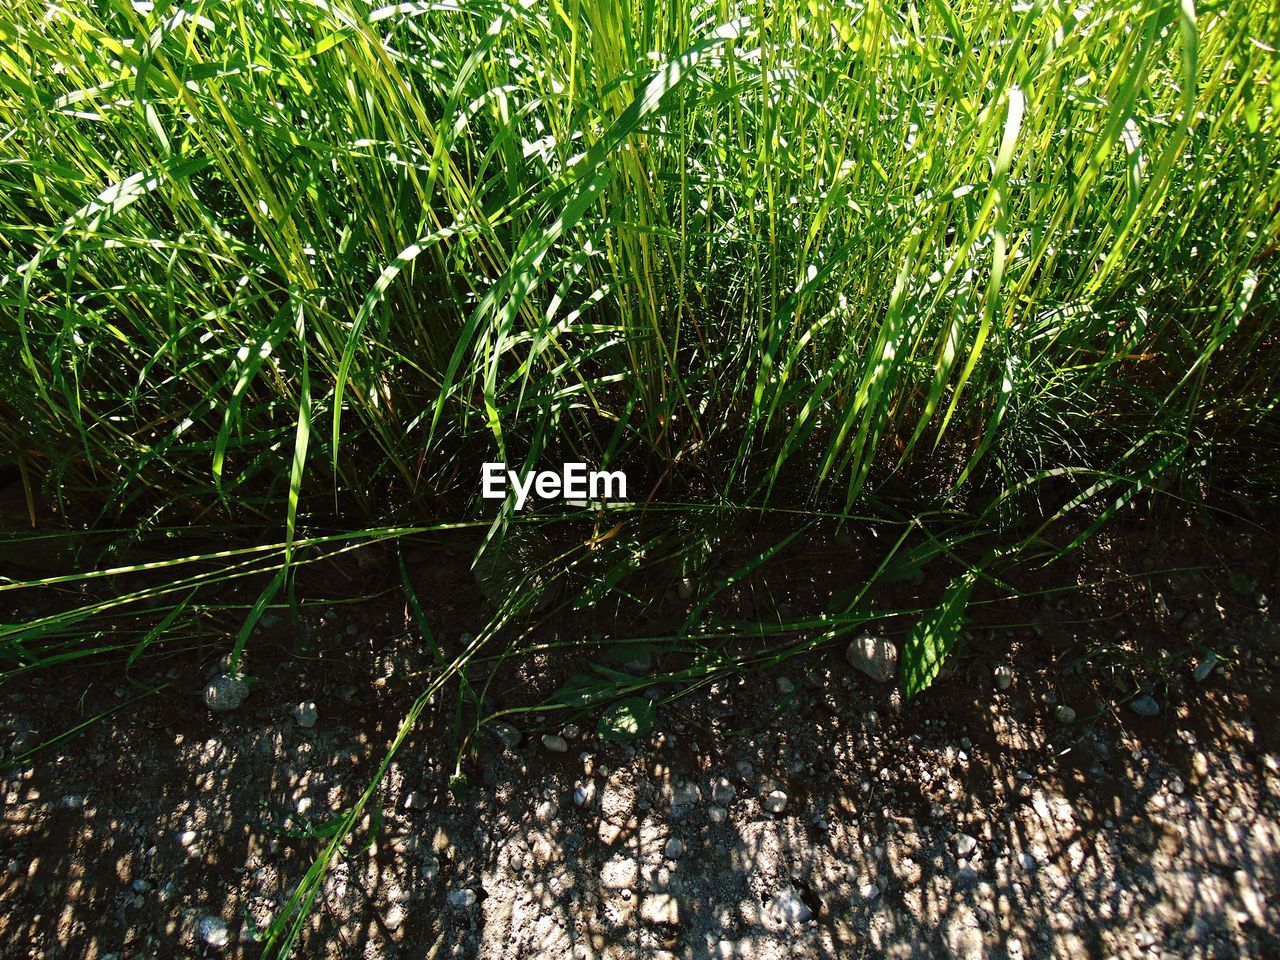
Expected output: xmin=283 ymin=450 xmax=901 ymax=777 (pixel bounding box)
xmin=293 ymin=701 xmax=318 ymax=728
xmin=197 ymin=916 xmax=229 ymax=948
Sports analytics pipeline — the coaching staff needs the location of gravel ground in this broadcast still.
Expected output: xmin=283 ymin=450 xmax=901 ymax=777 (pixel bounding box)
xmin=3 ymin=520 xmax=1280 ymax=959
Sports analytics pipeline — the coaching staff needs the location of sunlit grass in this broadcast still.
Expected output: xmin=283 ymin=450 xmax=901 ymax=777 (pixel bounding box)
xmin=1 ymin=0 xmax=1274 ymax=533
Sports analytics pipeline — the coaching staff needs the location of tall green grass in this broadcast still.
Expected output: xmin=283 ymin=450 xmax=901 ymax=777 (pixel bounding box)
xmin=2 ymin=0 xmax=1276 ymax=535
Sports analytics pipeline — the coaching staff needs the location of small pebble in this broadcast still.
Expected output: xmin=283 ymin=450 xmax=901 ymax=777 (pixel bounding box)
xmin=1193 ymin=653 xmax=1218 ymax=683
xmin=203 ymin=675 xmax=248 ymax=712
xmin=954 ymin=833 xmax=978 ymax=858
xmin=542 ymin=734 xmax=569 ymax=753
xmin=447 ymin=888 xmax=477 ymax=910
xmin=670 ymin=782 xmax=701 ymax=812
xmin=762 ymin=790 xmax=788 ymax=814
xmin=197 ymin=916 xmax=229 ymax=949
xmin=639 ymin=893 xmax=680 ymax=926
xmin=664 ymin=837 xmax=684 ymax=859
xmin=993 ymin=665 xmax=1013 ymax=690
xmin=1054 ymin=704 xmax=1077 ymax=724
xmin=710 ymin=776 xmax=735 ymax=805
xmin=776 ymin=677 xmax=795 ymax=695
xmin=384 ymin=903 xmax=405 ymax=931
xmin=846 ymin=635 xmax=898 ymax=683
xmin=766 ymin=888 xmax=813 ymax=926
xmin=1129 ymin=695 xmax=1161 ymax=717
xmin=535 ymin=798 xmax=559 ymax=822
xmin=293 ymin=701 xmax=318 ymax=729
xmin=491 ymin=723 xmax=521 ymax=749
xmin=573 ymin=782 xmax=596 ymax=807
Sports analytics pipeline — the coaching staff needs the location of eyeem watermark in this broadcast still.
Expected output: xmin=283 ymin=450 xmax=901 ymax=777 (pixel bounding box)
xmin=482 ymin=463 xmax=627 ymax=510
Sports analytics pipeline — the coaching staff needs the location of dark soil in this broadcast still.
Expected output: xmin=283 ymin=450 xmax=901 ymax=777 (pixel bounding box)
xmin=1 ymin=503 xmax=1279 ymax=959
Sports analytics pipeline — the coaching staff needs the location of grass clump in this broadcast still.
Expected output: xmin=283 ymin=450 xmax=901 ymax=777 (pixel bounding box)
xmin=1 ymin=0 xmax=1276 ymax=528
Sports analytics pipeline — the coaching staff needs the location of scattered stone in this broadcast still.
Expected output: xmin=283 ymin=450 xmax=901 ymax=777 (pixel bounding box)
xmin=574 ymin=781 xmax=597 ymax=807
xmin=710 ymin=776 xmax=735 ymax=805
xmin=639 ymin=893 xmax=680 ymax=926
xmin=766 ymin=888 xmax=813 ymax=926
xmin=293 ymin=701 xmax=318 ymax=729
xmin=1054 ymin=704 xmax=1077 ymax=724
xmin=954 ymin=833 xmax=978 ymax=858
xmin=447 ymin=888 xmax=477 ymax=910
xmin=993 ymin=665 xmax=1013 ymax=691
xmin=707 ymin=805 xmax=728 ymax=825
xmin=131 ymin=879 xmax=151 ymax=894
xmin=197 ymin=916 xmax=229 ymax=949
xmin=776 ymin=677 xmax=795 ymax=695
xmin=404 ymin=791 xmax=430 ymax=810
xmin=601 ymin=858 xmax=639 ymax=890
xmin=1129 ymin=695 xmax=1161 ymax=717
xmin=670 ymin=782 xmax=701 ymax=815
xmin=664 ymin=837 xmax=684 ymax=859
xmin=762 ymin=790 xmax=788 ymax=814
xmin=491 ymin=722 xmax=522 ymax=749
xmin=562 ymin=723 xmax=580 ymax=740
xmin=860 ymin=882 xmax=880 ymax=900
xmin=542 ymin=734 xmax=569 ymax=753
xmin=384 ymin=902 xmax=406 ymax=931
xmin=886 ymin=688 xmax=904 ymax=714
xmin=846 ymin=634 xmax=898 ymax=683
xmin=1194 ymin=653 xmax=1218 ymax=683
xmin=535 ymin=797 xmax=559 ymax=822
xmin=203 ymin=675 xmax=248 ymax=712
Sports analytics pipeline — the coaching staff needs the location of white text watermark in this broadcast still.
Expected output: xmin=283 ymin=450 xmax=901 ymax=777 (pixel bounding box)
xmin=481 ymin=463 xmax=627 ymax=510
